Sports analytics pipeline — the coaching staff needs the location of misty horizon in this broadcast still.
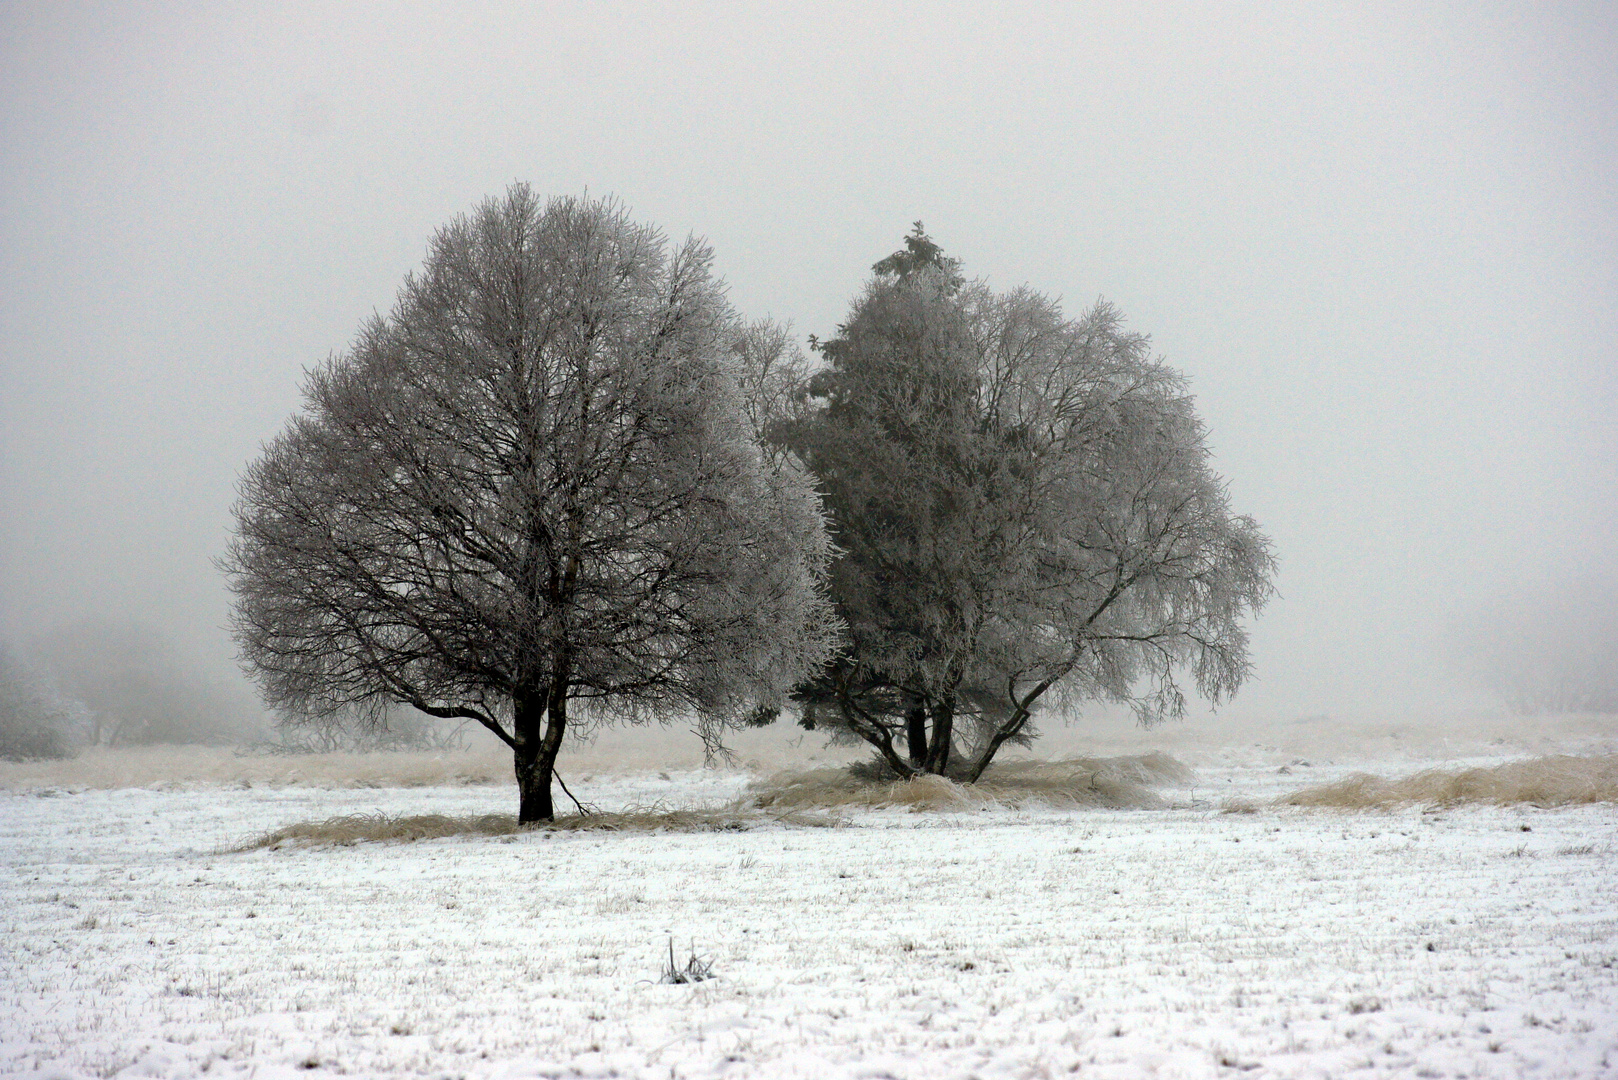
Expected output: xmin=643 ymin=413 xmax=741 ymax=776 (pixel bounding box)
xmin=2 ymin=4 xmax=1614 ymax=730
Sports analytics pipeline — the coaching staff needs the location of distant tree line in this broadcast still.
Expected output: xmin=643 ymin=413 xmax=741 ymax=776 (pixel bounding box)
xmin=1448 ymin=580 xmax=1618 ymax=716
xmin=0 ymin=618 xmax=498 ymax=763
xmin=0 ymin=620 xmax=268 ymax=761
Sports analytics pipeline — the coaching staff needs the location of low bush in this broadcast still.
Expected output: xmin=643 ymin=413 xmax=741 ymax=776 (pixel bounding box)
xmin=0 ymin=716 xmax=73 ymax=763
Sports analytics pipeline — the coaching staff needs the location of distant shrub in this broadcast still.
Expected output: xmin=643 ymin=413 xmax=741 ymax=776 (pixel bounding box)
xmin=258 ymin=703 xmax=471 ymax=755
xmin=1446 ymin=580 xmax=1618 ymax=716
xmin=0 ymin=744 xmax=517 ymax=791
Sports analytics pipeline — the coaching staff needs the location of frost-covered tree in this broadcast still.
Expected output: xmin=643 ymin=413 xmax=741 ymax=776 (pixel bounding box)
xmin=0 ymin=642 xmax=78 ymax=761
xmin=776 ymin=226 xmax=1276 ymax=780
xmin=30 ymin=619 xmax=260 ymax=746
xmin=226 ymin=188 xmax=837 ymax=821
xmin=729 ymin=317 xmax=815 ymax=468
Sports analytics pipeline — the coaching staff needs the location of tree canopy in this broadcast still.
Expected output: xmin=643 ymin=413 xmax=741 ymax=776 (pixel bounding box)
xmin=227 ymin=188 xmax=837 ymax=820
xmin=776 ymin=229 xmax=1276 ymax=779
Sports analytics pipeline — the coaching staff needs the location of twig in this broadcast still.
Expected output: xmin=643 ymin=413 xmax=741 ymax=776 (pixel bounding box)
xmin=554 ymin=770 xmax=589 ymax=816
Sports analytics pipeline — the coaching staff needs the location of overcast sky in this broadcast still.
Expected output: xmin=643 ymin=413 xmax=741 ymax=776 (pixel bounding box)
xmin=2 ymin=2 xmax=1613 ymax=722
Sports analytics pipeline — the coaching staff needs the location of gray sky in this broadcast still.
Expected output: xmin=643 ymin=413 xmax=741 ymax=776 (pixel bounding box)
xmin=2 ymin=2 xmax=1614 ymax=721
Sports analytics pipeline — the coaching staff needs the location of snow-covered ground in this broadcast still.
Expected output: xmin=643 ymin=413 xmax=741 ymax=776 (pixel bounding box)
xmin=2 ymin=727 xmax=1616 ymax=1079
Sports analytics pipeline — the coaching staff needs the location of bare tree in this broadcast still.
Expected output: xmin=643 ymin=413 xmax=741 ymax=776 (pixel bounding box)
xmin=257 ymin=701 xmax=471 ymax=755
xmin=777 ymin=227 xmax=1277 ymax=780
xmin=226 ymin=188 xmax=837 ymax=821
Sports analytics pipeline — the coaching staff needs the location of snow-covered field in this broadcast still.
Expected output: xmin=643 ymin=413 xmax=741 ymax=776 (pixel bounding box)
xmin=3 ymin=718 xmax=1617 ymax=1079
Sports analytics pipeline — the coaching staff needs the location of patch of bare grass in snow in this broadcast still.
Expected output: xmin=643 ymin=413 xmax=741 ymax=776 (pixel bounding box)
xmin=1279 ymin=753 xmax=1618 ymax=809
xmin=233 ymin=806 xmax=842 ymax=850
xmin=744 ymin=752 xmax=1193 ymax=812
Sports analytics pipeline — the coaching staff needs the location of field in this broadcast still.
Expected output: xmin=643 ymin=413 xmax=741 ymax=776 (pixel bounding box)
xmin=2 ymin=713 xmax=1616 ymax=1079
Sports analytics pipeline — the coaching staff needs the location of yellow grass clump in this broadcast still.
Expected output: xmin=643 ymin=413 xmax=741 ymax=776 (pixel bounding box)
xmin=237 ymin=812 xmax=526 ymax=849
xmin=743 ymin=752 xmax=1193 ymax=812
xmin=1279 ymin=753 xmax=1618 ymax=809
xmin=234 ymin=807 xmax=842 ymax=850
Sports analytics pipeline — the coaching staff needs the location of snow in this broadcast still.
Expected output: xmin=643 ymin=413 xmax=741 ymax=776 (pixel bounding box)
xmin=2 ymin=748 xmax=1616 ymax=1079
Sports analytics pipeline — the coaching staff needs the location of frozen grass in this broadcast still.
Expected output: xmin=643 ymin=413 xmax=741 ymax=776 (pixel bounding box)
xmin=236 ymin=806 xmax=842 ymax=850
xmin=7 ymin=711 xmax=1613 ymax=794
xmin=224 ymin=753 xmax=1194 ymax=853
xmin=224 ymin=753 xmax=1187 ymax=854
xmin=744 ymin=752 xmax=1192 ymax=812
xmin=0 ymin=743 xmax=515 ymax=790
xmin=3 ymin=770 xmax=1615 ymax=1080
xmin=0 ymin=723 xmax=863 ymax=792
xmin=235 ymin=811 xmax=527 ymax=849
xmin=1279 ymin=752 xmax=1618 ymax=809
xmin=1032 ymin=708 xmax=1618 ymax=770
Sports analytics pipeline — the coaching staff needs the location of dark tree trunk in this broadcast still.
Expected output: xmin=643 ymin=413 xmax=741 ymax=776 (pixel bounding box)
xmin=841 ymin=702 xmax=916 ymax=779
xmin=923 ymin=693 xmax=954 ymax=775
xmin=964 ymin=667 xmax=1070 ymax=783
xmin=512 ymin=678 xmax=569 ymax=824
xmin=965 ymin=704 xmax=1032 ymax=784
xmin=515 ymin=746 xmax=553 ymax=823
xmin=905 ymin=700 xmax=928 ymax=766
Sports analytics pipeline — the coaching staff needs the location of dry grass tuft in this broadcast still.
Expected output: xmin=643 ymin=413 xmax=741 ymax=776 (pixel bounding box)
xmin=742 ymin=752 xmax=1192 ymax=812
xmin=542 ymin=807 xmax=841 ymax=833
xmin=234 ymin=806 xmax=840 ymax=850
xmin=235 ymin=812 xmax=526 ymax=849
xmin=1279 ymin=753 xmax=1618 ymax=810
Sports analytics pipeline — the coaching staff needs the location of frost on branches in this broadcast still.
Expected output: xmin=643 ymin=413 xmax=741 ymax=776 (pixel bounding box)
xmin=775 ymin=227 xmax=1277 ymax=781
xmin=226 ymin=188 xmax=836 ymax=821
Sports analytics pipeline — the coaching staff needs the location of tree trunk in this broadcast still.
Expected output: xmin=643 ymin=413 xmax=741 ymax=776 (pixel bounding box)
xmin=923 ymin=693 xmax=954 ymax=775
xmin=839 ymin=699 xmax=915 ymax=779
xmin=905 ymin=700 xmax=928 ymax=766
xmin=515 ymin=745 xmax=553 ymax=823
xmin=965 ymin=705 xmax=1031 ymax=784
xmin=512 ymin=680 xmax=569 ymax=824
xmin=964 ymin=669 xmax=1068 ymax=784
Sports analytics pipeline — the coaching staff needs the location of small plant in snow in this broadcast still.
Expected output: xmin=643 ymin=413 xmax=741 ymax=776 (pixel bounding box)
xmin=660 ymin=938 xmax=714 ymax=984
